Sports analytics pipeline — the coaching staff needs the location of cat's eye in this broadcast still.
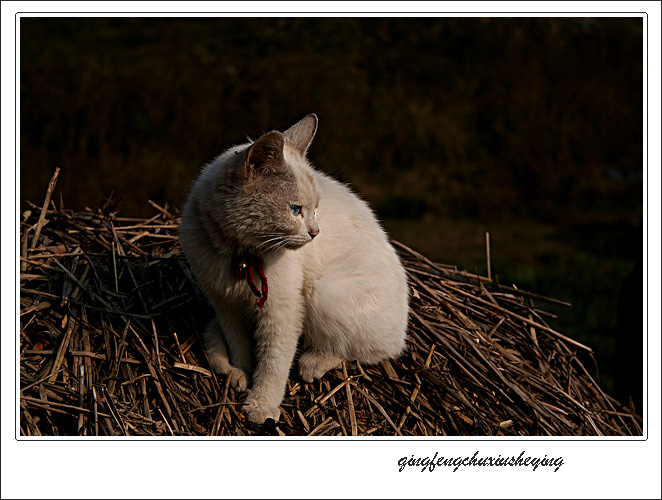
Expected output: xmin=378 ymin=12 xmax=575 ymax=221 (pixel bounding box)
xmin=290 ymin=204 xmax=302 ymax=216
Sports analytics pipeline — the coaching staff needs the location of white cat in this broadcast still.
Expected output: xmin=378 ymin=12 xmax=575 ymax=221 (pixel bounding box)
xmin=179 ymin=114 xmax=409 ymax=424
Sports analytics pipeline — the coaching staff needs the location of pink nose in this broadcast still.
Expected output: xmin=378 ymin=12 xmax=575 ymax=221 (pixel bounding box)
xmin=308 ymin=228 xmax=319 ymax=238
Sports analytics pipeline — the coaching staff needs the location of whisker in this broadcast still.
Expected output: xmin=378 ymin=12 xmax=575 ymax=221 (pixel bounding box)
xmin=266 ymin=239 xmax=289 ymax=252
xmin=253 ymin=232 xmax=310 ymax=253
xmin=257 ymin=233 xmax=288 ymax=238
xmin=255 ymin=236 xmax=285 ymax=250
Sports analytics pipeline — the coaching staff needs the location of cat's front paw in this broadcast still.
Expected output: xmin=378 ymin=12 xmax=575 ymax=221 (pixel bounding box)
xmin=228 ymin=368 xmax=250 ymax=393
xmin=243 ymin=396 xmax=281 ymax=424
xmin=206 ymin=350 xmax=250 ymax=392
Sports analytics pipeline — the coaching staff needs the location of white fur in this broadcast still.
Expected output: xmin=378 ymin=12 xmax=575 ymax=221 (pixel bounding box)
xmin=179 ymin=115 xmax=409 ymax=424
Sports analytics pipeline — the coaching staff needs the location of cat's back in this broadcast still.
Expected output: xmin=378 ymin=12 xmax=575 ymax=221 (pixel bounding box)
xmin=312 ymin=171 xmax=396 ymax=258
xmin=305 ymin=169 xmax=408 ymax=306
xmin=302 ymin=168 xmax=409 ymax=361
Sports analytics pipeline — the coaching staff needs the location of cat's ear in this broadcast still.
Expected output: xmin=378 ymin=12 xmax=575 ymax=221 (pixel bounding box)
xmin=242 ymin=130 xmax=285 ymax=179
xmin=283 ymin=114 xmax=318 ymax=155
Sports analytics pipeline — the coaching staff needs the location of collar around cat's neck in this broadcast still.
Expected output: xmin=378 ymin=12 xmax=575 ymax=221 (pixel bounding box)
xmin=233 ymin=253 xmax=268 ymax=310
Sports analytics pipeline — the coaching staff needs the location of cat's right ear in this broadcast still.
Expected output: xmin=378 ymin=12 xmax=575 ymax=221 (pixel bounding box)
xmin=283 ymin=114 xmax=318 ymax=155
xmin=241 ymin=131 xmax=285 ymax=180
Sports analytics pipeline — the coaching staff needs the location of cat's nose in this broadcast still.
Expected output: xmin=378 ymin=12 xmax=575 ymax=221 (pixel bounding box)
xmin=308 ymin=227 xmax=319 ymax=238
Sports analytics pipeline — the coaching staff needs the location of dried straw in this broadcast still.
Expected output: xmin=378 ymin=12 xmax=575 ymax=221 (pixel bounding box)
xmin=19 ymin=172 xmax=642 ymax=436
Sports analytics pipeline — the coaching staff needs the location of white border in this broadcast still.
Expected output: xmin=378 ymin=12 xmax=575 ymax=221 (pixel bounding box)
xmin=3 ymin=2 xmax=661 ymax=499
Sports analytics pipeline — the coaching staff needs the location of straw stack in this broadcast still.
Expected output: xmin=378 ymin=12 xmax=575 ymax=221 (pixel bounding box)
xmin=19 ymin=171 xmax=641 ymax=436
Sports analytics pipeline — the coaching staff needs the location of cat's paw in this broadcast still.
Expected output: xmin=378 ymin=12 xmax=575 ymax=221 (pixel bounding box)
xmin=228 ymin=368 xmax=250 ymax=393
xmin=243 ymin=396 xmax=281 ymax=424
xmin=298 ymin=351 xmax=344 ymax=383
xmin=206 ymin=351 xmax=250 ymax=392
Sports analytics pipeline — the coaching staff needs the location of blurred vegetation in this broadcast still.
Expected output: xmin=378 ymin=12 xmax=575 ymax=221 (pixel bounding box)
xmin=20 ymin=17 xmax=644 ymax=403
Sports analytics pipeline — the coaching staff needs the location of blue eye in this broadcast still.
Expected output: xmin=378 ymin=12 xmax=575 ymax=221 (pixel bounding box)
xmin=290 ymin=204 xmax=302 ymax=216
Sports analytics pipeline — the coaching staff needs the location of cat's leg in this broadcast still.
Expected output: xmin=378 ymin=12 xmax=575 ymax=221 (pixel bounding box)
xmin=202 ymin=317 xmax=251 ymax=392
xmin=298 ymin=350 xmax=343 ymax=383
xmin=242 ymin=303 xmax=303 ymax=424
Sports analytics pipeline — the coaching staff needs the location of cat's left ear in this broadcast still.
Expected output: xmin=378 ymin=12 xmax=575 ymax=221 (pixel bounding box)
xmin=283 ymin=114 xmax=318 ymax=155
xmin=242 ymin=130 xmax=285 ymax=180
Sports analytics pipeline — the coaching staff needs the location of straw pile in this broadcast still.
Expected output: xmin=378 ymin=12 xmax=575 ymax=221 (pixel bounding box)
xmin=19 ymin=170 xmax=642 ymax=436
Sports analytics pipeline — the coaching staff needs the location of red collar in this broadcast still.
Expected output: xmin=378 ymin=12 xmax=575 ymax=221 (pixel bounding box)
xmin=234 ymin=254 xmax=268 ymax=309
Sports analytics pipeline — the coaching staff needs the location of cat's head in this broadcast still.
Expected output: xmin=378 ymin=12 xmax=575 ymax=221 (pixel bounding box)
xmin=208 ymin=114 xmax=321 ymax=255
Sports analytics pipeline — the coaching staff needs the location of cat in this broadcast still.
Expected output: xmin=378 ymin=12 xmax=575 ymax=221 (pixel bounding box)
xmin=179 ymin=114 xmax=409 ymax=424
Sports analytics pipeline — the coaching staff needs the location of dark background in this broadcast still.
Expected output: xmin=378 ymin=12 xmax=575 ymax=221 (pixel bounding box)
xmin=20 ymin=17 xmax=644 ymax=408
